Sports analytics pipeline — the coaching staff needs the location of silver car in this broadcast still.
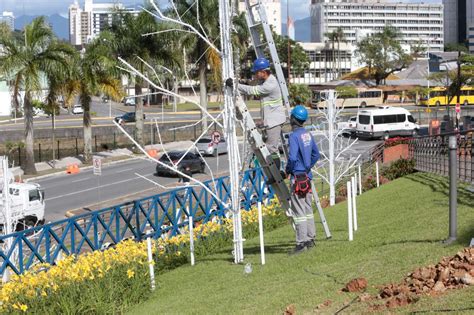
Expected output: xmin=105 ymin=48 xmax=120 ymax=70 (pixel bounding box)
xmin=195 ymin=137 xmax=228 ymax=156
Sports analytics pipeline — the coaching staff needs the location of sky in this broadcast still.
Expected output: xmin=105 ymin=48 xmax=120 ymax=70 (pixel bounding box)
xmin=0 ymin=0 xmax=443 ymax=19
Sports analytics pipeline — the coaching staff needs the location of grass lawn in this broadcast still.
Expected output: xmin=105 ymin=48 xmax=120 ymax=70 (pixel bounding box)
xmin=128 ymin=173 xmax=474 ymax=314
xmin=164 ymin=100 xmax=261 ymax=112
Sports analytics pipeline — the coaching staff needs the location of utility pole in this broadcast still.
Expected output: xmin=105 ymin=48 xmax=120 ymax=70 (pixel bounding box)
xmin=455 ymin=50 xmax=461 ymax=130
xmin=287 ymin=0 xmax=291 ymax=83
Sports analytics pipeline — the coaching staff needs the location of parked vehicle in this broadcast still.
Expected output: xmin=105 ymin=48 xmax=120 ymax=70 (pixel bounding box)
xmin=155 ymin=151 xmax=205 ymax=176
xmin=72 ymin=104 xmax=84 ymax=115
xmin=114 ymin=112 xmax=146 ymax=124
xmin=356 ymin=106 xmax=419 ymax=140
xmin=337 ymin=116 xmax=357 ymax=136
xmin=124 ymin=98 xmax=136 ymax=106
xmin=195 ymin=137 xmax=228 ymax=156
xmin=0 ymin=182 xmax=45 ymax=232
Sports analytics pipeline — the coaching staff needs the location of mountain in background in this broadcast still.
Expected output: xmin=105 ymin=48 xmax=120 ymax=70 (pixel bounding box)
xmin=281 ymin=17 xmax=311 ymax=42
xmin=15 ymin=14 xmax=69 ymax=40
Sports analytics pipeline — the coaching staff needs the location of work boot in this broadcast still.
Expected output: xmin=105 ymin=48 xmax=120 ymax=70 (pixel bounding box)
xmin=305 ymin=239 xmax=316 ymax=250
xmin=288 ymin=243 xmax=306 ymax=256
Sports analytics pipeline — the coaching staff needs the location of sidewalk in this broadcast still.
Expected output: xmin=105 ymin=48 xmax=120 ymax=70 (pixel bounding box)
xmin=16 ymin=140 xmax=195 ymax=182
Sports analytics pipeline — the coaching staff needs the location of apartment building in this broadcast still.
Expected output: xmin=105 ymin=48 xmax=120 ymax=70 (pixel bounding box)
xmin=238 ymin=0 xmax=282 ymax=35
xmin=69 ymin=0 xmax=138 ymax=46
xmin=469 ymin=24 xmax=474 ymax=54
xmin=310 ymin=0 xmax=444 ymax=53
xmin=0 ymin=11 xmax=14 ymax=31
xmin=444 ymin=0 xmax=474 ymax=45
xmin=290 ymin=42 xmax=353 ymax=85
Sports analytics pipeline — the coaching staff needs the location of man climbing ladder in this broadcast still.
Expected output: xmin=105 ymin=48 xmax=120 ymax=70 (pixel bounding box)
xmin=226 ymin=57 xmax=286 ymax=168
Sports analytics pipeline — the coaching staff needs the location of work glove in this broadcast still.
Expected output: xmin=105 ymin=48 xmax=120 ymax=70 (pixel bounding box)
xmin=225 ymin=78 xmax=233 ymax=89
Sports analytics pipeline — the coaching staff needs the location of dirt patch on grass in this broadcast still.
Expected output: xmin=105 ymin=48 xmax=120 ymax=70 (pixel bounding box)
xmin=369 ymin=247 xmax=474 ymax=310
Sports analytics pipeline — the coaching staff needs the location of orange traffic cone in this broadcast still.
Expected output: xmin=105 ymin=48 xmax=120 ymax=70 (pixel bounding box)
xmin=147 ymin=149 xmax=158 ymax=158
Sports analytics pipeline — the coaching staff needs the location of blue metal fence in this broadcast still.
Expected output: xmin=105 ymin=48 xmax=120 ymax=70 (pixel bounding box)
xmin=0 ymin=168 xmax=273 ymax=276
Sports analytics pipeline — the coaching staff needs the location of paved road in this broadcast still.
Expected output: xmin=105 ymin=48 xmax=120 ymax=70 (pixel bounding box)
xmin=36 ymin=134 xmax=382 ymax=222
xmin=38 ymin=153 xmax=231 ymax=223
xmin=0 ymin=101 xmax=439 ymax=132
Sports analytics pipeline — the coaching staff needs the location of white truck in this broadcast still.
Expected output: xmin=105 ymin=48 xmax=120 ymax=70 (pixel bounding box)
xmin=0 ymin=182 xmax=45 ymax=232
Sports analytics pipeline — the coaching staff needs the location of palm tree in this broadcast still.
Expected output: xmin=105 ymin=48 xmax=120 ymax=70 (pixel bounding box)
xmin=325 ymin=30 xmax=338 ymax=80
xmin=108 ymin=11 xmax=181 ymax=147
xmin=334 ymin=27 xmax=346 ymax=78
xmin=0 ymin=17 xmax=75 ymax=174
xmin=173 ymin=0 xmax=221 ymax=131
xmin=78 ymin=36 xmax=123 ymax=162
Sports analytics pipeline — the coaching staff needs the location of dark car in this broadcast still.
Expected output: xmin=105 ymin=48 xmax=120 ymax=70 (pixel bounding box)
xmin=114 ymin=112 xmax=146 ymax=124
xmin=155 ymin=151 xmax=205 ymax=176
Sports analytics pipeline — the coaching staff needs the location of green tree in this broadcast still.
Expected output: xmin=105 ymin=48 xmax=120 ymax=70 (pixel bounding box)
xmin=335 ymin=86 xmax=358 ymax=99
xmin=172 ymin=0 xmax=221 ymax=131
xmin=0 ymin=17 xmax=74 ymax=174
xmin=325 ymin=27 xmax=346 ymax=79
xmin=355 ymin=26 xmax=412 ymax=85
xmin=108 ymin=10 xmax=180 ymax=147
xmin=288 ymin=84 xmax=312 ymax=106
xmin=444 ymin=43 xmax=468 ymax=53
xmin=273 ymin=32 xmax=309 ymax=78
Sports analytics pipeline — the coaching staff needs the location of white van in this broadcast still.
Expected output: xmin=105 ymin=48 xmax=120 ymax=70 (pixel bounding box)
xmin=356 ymin=106 xmax=419 ymax=140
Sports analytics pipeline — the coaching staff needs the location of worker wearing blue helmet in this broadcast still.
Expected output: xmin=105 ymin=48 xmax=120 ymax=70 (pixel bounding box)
xmin=226 ymin=57 xmax=286 ymax=166
xmin=285 ymin=105 xmax=320 ymax=255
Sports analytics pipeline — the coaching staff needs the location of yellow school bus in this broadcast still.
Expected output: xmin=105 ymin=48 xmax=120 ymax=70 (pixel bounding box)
xmin=420 ymin=86 xmax=474 ymax=106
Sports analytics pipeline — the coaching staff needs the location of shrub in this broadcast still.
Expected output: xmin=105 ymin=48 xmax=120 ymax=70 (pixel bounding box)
xmin=384 ymin=137 xmax=410 ymax=148
xmin=382 ymin=158 xmax=416 ymax=180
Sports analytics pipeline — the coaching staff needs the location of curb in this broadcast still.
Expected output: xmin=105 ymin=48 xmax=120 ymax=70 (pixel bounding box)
xmin=25 ymin=156 xmax=142 ymax=182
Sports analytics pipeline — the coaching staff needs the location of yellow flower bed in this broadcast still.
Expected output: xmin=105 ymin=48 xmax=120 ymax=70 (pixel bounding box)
xmin=0 ymin=199 xmax=281 ymax=313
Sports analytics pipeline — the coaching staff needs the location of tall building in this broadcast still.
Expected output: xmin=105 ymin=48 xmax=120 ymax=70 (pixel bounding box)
xmin=69 ymin=0 xmax=138 ymax=46
xmin=469 ymin=24 xmax=474 ymax=53
xmin=310 ymin=0 xmax=444 ymax=53
xmin=239 ymin=0 xmax=282 ymax=35
xmin=443 ymin=0 xmax=474 ymax=45
xmin=0 ymin=11 xmax=15 ymax=31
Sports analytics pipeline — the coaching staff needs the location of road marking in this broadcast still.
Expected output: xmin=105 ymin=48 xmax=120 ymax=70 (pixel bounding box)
xmin=45 ymin=173 xmax=153 ymax=201
xmin=71 ymin=177 xmax=89 ymax=183
xmin=115 ymin=168 xmax=133 ymax=173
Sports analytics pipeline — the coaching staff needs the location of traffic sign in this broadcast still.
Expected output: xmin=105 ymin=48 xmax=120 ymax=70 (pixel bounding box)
xmin=211 ymin=131 xmax=221 ymax=144
xmin=455 ymin=103 xmax=460 ymax=113
xmin=93 ymin=156 xmax=102 ymax=176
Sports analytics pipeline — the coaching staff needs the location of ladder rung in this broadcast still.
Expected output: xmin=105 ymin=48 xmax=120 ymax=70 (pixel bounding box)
xmin=255 ymin=43 xmax=267 ymax=48
xmin=249 ymin=23 xmax=262 ymax=29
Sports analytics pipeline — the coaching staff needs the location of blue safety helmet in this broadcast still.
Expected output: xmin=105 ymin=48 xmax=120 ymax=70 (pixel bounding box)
xmin=291 ymin=105 xmax=308 ymax=122
xmin=251 ymin=57 xmax=270 ymax=72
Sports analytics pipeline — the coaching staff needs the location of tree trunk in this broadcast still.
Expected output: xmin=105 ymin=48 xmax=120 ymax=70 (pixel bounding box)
xmin=199 ymin=59 xmax=208 ymax=131
xmin=337 ymin=40 xmax=341 ymax=78
xmin=82 ymin=94 xmax=92 ymax=162
xmin=22 ymin=93 xmax=37 ymax=175
xmin=135 ymin=83 xmax=144 ymax=147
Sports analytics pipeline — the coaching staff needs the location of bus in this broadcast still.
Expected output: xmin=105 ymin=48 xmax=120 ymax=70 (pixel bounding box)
xmin=419 ymin=86 xmax=474 ymax=106
xmin=311 ymin=88 xmax=383 ymax=109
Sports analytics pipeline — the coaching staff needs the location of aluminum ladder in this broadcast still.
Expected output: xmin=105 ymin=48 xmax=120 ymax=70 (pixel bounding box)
xmin=243 ymin=0 xmax=290 ymax=114
xmin=238 ymin=0 xmax=331 ymax=238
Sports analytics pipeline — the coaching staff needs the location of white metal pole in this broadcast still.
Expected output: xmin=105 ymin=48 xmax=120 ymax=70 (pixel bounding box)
xmin=358 ymin=164 xmax=362 ymax=195
xmin=328 ymin=90 xmax=336 ymax=206
xmin=375 ymin=161 xmax=380 ymax=188
xmin=257 ymin=200 xmax=265 ymax=265
xmin=347 ymin=181 xmax=353 ymax=241
xmin=352 ymin=176 xmax=358 ymax=232
xmin=189 ymin=215 xmax=195 ymax=266
xmin=2 ymin=157 xmax=13 ymax=283
xmin=146 ymin=230 xmax=156 ymax=291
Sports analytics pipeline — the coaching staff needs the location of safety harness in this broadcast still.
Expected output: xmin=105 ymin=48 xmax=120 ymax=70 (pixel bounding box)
xmin=294 ymin=174 xmax=311 ymax=197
